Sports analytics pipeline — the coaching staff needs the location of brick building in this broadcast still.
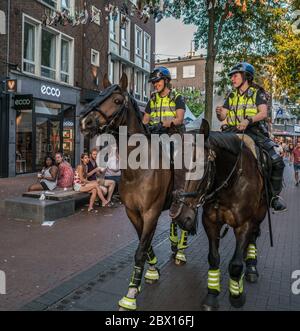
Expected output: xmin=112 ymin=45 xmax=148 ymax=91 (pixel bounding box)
xmin=0 ymin=0 xmax=155 ymax=177
xmin=155 ymin=55 xmax=206 ymax=92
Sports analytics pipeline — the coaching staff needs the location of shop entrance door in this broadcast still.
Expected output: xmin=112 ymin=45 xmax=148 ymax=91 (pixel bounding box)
xmin=35 ymin=116 xmax=62 ymax=171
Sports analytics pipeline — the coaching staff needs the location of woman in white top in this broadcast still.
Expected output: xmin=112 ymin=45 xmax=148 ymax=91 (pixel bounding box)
xmin=28 ymin=156 xmax=58 ymax=192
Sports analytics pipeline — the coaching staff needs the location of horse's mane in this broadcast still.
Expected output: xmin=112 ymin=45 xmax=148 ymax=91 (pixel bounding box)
xmin=208 ymin=131 xmax=242 ymax=156
xmin=128 ymin=93 xmax=143 ymax=122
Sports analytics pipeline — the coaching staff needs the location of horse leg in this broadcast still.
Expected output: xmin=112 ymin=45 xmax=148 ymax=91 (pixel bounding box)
xmin=119 ymin=210 xmax=159 ymax=311
xmin=228 ymin=222 xmax=252 ymax=308
xmin=169 ymin=221 xmax=179 ymax=254
xmin=144 ymin=241 xmax=160 ymax=285
xmin=169 ymin=221 xmax=189 ymax=265
xmin=245 ymin=223 xmax=261 ymax=283
xmin=202 ymin=217 xmax=222 ymax=311
xmin=175 ymin=228 xmax=188 ymax=265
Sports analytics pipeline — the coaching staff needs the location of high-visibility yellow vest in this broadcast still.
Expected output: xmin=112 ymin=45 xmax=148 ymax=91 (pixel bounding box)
xmin=149 ymin=92 xmax=182 ymax=125
xmin=227 ymin=87 xmax=258 ymax=126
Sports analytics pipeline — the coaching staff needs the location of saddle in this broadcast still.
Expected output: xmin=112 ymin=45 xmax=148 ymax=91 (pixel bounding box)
xmin=236 ymin=134 xmax=272 ymax=183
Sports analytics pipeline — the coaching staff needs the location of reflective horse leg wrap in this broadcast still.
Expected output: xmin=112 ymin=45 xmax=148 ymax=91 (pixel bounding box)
xmin=246 ymin=244 xmax=257 ymax=263
xmin=245 ymin=244 xmax=259 ymax=282
xmin=119 ymin=266 xmax=143 ymax=310
xmin=145 ymin=246 xmax=160 ymax=282
xmin=229 ymin=275 xmax=244 ymax=297
xmin=207 ymin=269 xmax=221 ymax=294
xmin=175 ymin=230 xmax=188 ymax=262
xmin=170 ymin=222 xmax=179 ymax=251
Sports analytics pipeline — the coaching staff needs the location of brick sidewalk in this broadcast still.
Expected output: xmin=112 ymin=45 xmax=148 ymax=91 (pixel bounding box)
xmin=23 ymin=162 xmax=300 ymax=311
xmin=0 ymin=174 xmax=141 ymax=310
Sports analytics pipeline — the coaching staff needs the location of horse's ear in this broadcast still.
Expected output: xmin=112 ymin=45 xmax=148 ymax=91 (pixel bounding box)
xmin=200 ymin=119 xmax=210 ymax=140
xmin=103 ymin=74 xmax=112 ymax=89
xmin=119 ymin=73 xmax=128 ymax=92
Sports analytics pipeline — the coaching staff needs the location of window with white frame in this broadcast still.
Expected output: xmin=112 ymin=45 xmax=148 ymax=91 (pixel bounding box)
xmin=135 ymin=26 xmax=142 ymax=57
xmin=109 ymin=13 xmax=119 ymax=42
xmin=144 ymin=33 xmax=151 ymax=62
xmin=121 ymin=19 xmax=130 ymax=49
xmin=183 ymin=65 xmax=196 ymax=78
xmin=0 ymin=10 xmax=6 ymax=34
xmin=169 ymin=67 xmax=177 ymax=79
xmin=109 ymin=59 xmax=116 ymax=84
xmin=39 ymin=0 xmax=73 ymax=12
xmin=61 ymin=39 xmax=70 ymax=83
xmin=135 ymin=71 xmax=141 ymax=99
xmin=23 ymin=15 xmax=74 ymax=84
xmin=91 ymin=49 xmax=100 ymax=67
xmin=143 ymin=74 xmax=150 ymax=102
xmin=23 ymin=21 xmax=36 ymax=74
xmin=41 ymin=29 xmax=57 ymax=80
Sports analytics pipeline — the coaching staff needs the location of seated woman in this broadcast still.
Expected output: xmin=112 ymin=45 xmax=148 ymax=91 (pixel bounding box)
xmin=74 ymin=153 xmax=109 ymax=212
xmin=28 ymin=156 xmax=58 ymax=192
xmin=87 ymin=148 xmax=116 ymax=207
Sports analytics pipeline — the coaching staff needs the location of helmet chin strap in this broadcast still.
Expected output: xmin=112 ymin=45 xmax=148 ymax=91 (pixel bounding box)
xmin=237 ymin=72 xmax=248 ymax=91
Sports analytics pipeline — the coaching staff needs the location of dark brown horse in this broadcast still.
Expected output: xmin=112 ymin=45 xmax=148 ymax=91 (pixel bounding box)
xmin=80 ymin=74 xmax=190 ymax=310
xmin=170 ymin=119 xmax=267 ymax=310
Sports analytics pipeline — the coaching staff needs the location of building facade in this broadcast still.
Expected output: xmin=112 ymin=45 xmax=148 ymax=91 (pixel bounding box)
xmin=0 ymin=0 xmax=155 ymax=178
xmin=155 ymin=55 xmax=206 ymax=92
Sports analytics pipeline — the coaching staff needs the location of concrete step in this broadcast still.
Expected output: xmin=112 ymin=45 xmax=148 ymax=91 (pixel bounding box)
xmin=3 ymin=197 xmax=75 ymax=222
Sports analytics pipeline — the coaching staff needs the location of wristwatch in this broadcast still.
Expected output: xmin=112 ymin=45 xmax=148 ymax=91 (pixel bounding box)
xmin=246 ymin=116 xmax=253 ymax=125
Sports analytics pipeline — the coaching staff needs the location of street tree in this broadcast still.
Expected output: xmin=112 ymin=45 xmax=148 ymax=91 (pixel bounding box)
xmin=139 ymin=0 xmax=288 ymax=125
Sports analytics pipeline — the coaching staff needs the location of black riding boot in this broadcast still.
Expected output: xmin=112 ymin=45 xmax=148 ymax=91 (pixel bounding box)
xmin=270 ymin=158 xmax=287 ymax=212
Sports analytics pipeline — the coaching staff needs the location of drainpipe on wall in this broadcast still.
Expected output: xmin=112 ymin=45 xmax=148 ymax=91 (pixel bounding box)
xmin=6 ymin=0 xmax=10 ymax=77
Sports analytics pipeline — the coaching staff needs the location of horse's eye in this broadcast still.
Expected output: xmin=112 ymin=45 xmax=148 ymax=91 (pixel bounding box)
xmin=114 ymin=99 xmax=122 ymax=105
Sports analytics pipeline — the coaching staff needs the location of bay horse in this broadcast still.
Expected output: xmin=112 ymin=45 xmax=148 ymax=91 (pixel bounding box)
xmin=80 ymin=74 xmax=191 ymax=311
xmin=170 ymin=119 xmax=267 ymax=310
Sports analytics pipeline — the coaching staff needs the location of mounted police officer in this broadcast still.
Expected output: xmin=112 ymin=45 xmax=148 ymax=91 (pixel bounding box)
xmin=143 ymin=66 xmax=186 ymax=132
xmin=216 ymin=62 xmax=287 ymax=212
xmin=143 ymin=66 xmax=189 ymax=263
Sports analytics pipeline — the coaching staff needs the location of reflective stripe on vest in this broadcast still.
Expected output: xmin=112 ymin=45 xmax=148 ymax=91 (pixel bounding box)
xmin=149 ymin=93 xmax=181 ymax=125
xmin=227 ymin=87 xmax=258 ymax=126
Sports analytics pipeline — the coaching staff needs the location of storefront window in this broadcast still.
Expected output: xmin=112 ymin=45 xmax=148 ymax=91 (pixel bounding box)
xmin=35 ymin=100 xmax=61 ymax=116
xmin=16 ymin=110 xmax=33 ymax=174
xmin=41 ymin=29 xmax=57 ymax=80
xmin=63 ymin=106 xmax=75 ymax=167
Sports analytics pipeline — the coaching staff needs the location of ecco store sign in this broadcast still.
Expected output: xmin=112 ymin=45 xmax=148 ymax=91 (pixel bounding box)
xmin=14 ymin=94 xmax=33 ymax=110
xmin=41 ymin=85 xmax=61 ymax=98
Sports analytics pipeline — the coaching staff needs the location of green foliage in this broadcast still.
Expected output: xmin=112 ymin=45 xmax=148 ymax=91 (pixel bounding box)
xmin=177 ymin=89 xmax=205 ymax=117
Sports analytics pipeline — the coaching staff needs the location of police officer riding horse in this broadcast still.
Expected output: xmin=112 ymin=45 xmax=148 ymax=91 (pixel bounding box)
xmin=216 ymin=62 xmax=287 ymax=212
xmin=143 ymin=66 xmax=190 ymax=264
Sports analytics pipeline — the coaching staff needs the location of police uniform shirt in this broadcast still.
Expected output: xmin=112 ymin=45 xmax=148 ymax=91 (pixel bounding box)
xmin=145 ymin=93 xmax=186 ymax=115
xmin=223 ymin=88 xmax=268 ymax=110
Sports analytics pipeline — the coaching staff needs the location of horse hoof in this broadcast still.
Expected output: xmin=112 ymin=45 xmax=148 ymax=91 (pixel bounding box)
xmin=245 ymin=272 xmax=258 ymax=283
xmin=229 ymin=293 xmax=246 ymax=308
xmin=245 ymin=266 xmax=259 ymax=283
xmin=118 ymin=296 xmax=137 ymax=311
xmin=201 ymin=293 xmax=219 ymax=311
xmin=144 ymin=269 xmax=160 ymax=284
xmin=175 ymin=258 xmax=186 ymax=266
xmin=145 ymin=278 xmax=159 ymax=285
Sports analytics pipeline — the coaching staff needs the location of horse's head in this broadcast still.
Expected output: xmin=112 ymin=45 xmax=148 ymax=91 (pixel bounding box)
xmin=80 ymin=73 xmax=129 ymax=136
xmin=170 ymin=119 xmax=216 ymax=234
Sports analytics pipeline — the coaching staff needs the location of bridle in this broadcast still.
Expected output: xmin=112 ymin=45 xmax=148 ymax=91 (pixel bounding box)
xmin=175 ymin=137 xmax=243 ymax=213
xmin=81 ymin=84 xmax=130 ymax=135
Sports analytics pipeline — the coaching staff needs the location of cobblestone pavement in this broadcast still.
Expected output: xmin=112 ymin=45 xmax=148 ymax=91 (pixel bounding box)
xmin=21 ymin=162 xmax=300 ymax=311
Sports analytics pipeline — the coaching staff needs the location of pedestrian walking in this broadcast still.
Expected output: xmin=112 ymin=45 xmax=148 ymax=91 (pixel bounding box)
xmin=291 ymin=141 xmax=300 ymax=186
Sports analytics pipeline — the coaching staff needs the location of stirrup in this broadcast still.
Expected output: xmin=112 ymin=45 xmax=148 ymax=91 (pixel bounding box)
xmin=270 ymin=195 xmax=287 ymax=213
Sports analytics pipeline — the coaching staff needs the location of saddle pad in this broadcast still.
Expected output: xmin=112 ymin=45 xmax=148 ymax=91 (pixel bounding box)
xmin=236 ymin=134 xmax=257 ymax=159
